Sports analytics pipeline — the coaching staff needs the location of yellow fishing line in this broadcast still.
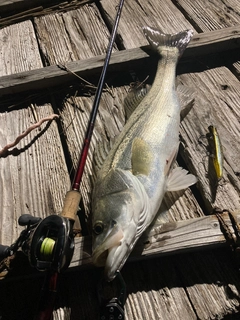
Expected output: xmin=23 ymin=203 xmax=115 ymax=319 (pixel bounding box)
xmin=40 ymin=237 xmax=55 ymax=260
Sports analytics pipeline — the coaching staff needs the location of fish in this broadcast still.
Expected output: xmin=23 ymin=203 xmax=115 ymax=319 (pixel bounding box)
xmin=207 ymin=125 xmax=223 ymax=180
xmin=91 ymin=26 xmax=197 ymax=281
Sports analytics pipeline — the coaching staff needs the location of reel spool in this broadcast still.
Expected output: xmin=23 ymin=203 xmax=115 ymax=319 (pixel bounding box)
xmin=28 ymin=215 xmax=74 ymax=272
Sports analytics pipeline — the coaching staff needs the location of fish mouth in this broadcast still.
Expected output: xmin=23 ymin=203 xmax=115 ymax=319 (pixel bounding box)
xmin=92 ymin=226 xmax=124 ymax=268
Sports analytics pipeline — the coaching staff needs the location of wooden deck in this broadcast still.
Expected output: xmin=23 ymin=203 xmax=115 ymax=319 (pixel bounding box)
xmin=0 ymin=0 xmax=240 ymax=319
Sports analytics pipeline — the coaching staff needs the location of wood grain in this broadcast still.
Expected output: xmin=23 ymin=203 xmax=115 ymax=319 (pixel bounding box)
xmin=34 ymin=3 xmax=116 ymax=66
xmin=0 ymin=20 xmax=71 ymax=246
xmin=0 ymin=26 xmax=240 ymax=96
xmin=179 ymin=66 xmax=240 ymax=212
xmin=175 ymin=0 xmax=240 ymax=79
xmin=0 ymin=104 xmax=71 ymax=245
xmin=0 ymin=20 xmax=42 ymax=76
xmin=99 ymin=0 xmax=195 ymax=49
xmin=175 ymin=0 xmax=240 ymax=32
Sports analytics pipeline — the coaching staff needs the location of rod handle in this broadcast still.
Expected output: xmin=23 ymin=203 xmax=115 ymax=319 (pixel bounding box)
xmin=60 ymin=190 xmax=81 ymax=222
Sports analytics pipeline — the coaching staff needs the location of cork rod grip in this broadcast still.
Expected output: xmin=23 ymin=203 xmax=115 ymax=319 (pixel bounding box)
xmin=60 ymin=190 xmax=81 ymax=222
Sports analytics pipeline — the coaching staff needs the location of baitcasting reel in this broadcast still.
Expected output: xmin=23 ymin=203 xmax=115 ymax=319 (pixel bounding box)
xmin=0 ymin=214 xmax=74 ymax=274
xmin=27 ymin=215 xmax=74 ymax=272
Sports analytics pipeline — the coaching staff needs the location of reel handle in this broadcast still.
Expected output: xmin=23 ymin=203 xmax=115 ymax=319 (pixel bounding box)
xmin=18 ymin=214 xmax=42 ymax=226
xmin=0 ymin=245 xmax=10 ymax=260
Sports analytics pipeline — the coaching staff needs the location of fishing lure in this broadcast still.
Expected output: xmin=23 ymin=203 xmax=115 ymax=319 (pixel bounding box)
xmin=207 ymin=125 xmax=223 ymax=180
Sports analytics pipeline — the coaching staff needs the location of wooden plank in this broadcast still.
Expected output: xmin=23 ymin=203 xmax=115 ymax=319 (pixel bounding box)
xmin=179 ymin=66 xmax=240 ymax=212
xmin=99 ymin=0 xmax=195 ymax=49
xmin=33 ymin=4 xmax=116 ymax=65
xmin=174 ymin=0 xmax=240 ymax=32
xmin=0 ymin=103 xmax=71 ymax=245
xmin=175 ymin=0 xmax=240 ymax=78
xmin=69 ymin=212 xmax=239 ymax=269
xmin=4 ymin=248 xmax=240 ymax=320
xmin=0 ymin=25 xmax=240 ymax=97
xmin=0 ymin=20 xmax=71 ymax=246
xmin=0 ymin=20 xmax=42 ymax=76
xmin=0 ymin=0 xmax=89 ymax=21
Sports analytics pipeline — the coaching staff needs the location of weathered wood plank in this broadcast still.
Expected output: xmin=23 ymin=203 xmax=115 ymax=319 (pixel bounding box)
xmin=179 ymin=66 xmax=240 ymax=212
xmin=175 ymin=0 xmax=240 ymax=32
xmin=175 ymin=0 xmax=240 ymax=78
xmin=0 ymin=104 xmax=71 ymax=245
xmin=0 ymin=20 xmax=71 ymax=246
xmin=0 ymin=25 xmax=240 ymax=96
xmin=1 ymin=247 xmax=240 ymax=320
xmin=0 ymin=20 xmax=42 ymax=76
xmin=34 ymin=4 xmax=116 ymax=65
xmin=99 ymin=0 xmax=194 ymax=49
xmin=0 ymin=0 xmax=90 ymax=28
xmin=69 ymin=212 xmax=239 ymax=268
xmin=173 ymin=250 xmax=240 ymax=320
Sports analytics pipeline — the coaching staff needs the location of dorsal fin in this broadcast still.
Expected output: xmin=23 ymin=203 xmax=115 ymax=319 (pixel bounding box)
xmin=124 ymin=83 xmax=151 ymax=119
xmin=177 ymin=84 xmax=195 ymax=119
xmin=92 ymin=137 xmax=116 ymax=180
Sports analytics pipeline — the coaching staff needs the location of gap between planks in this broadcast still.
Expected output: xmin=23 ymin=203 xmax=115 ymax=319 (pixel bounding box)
xmin=0 ymin=25 xmax=240 ymax=97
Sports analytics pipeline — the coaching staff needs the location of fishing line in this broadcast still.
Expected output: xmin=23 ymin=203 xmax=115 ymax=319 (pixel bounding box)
xmin=40 ymin=237 xmax=56 ymax=261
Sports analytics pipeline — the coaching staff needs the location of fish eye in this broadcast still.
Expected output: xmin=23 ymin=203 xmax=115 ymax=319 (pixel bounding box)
xmin=93 ymin=222 xmax=104 ymax=235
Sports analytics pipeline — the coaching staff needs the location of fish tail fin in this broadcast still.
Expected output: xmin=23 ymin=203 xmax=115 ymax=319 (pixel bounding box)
xmin=143 ymin=26 xmax=193 ymax=57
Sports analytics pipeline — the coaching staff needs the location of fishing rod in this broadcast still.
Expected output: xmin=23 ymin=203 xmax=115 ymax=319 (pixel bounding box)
xmin=71 ymin=0 xmax=125 ymax=192
xmin=0 ymin=0 xmax=125 ymax=319
xmin=34 ymin=0 xmax=126 ymax=317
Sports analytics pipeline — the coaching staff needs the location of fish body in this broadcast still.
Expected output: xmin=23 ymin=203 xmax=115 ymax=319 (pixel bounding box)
xmin=208 ymin=125 xmax=223 ymax=179
xmin=92 ymin=26 xmax=197 ymax=281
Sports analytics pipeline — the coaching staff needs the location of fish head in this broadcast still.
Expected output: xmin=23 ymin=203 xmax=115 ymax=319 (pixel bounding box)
xmin=91 ymin=168 xmax=149 ymax=281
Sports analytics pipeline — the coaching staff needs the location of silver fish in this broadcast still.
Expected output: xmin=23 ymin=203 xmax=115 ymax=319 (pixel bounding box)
xmin=91 ymin=26 xmax=197 ymax=281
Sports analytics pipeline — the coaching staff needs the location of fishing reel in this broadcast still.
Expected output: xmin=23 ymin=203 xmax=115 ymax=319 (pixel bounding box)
xmin=0 ymin=214 xmax=74 ymax=274
xmin=27 ymin=215 xmax=74 ymax=272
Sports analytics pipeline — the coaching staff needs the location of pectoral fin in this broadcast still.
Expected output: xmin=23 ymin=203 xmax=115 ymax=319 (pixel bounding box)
xmin=166 ymin=167 xmax=197 ymax=192
xmin=131 ymin=138 xmax=153 ymax=176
